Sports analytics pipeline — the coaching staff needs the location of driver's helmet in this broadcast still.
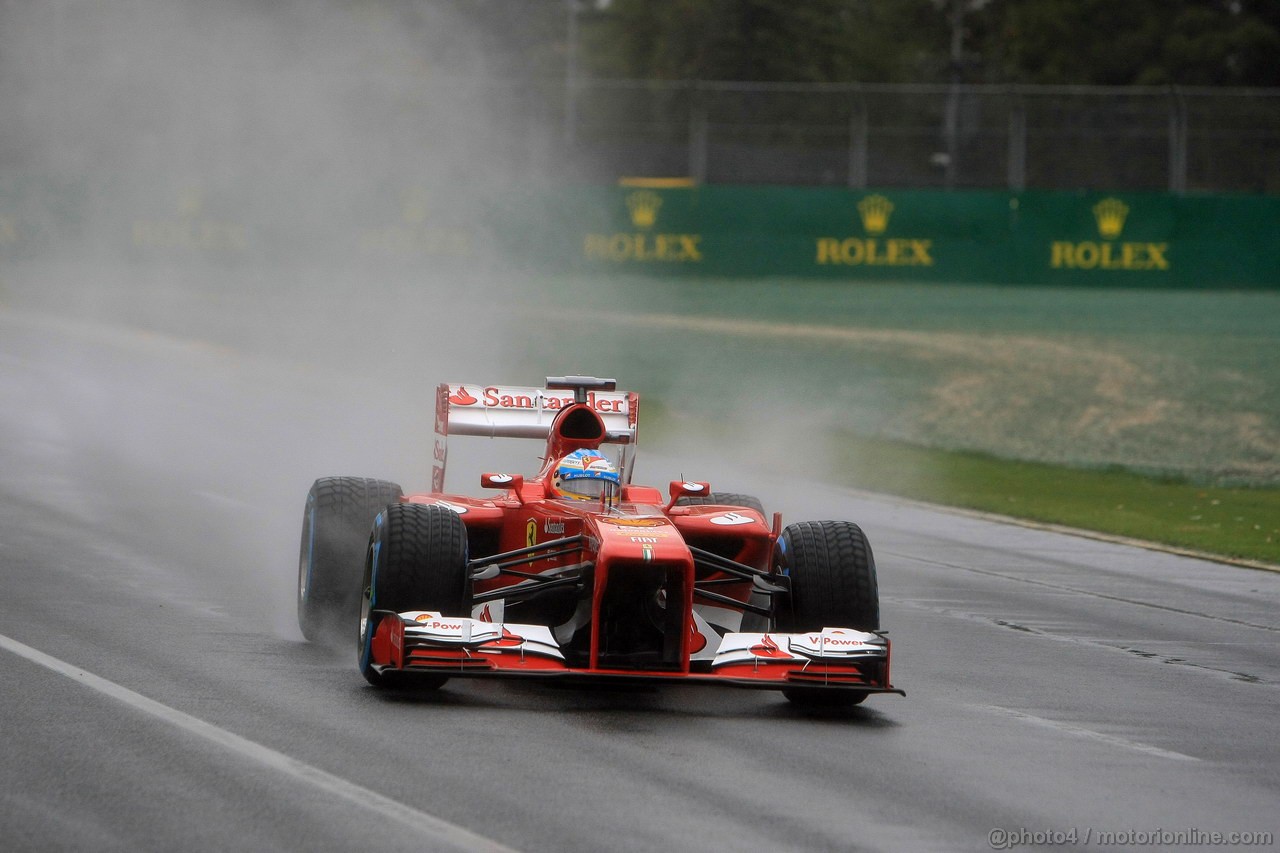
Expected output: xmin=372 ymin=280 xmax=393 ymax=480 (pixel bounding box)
xmin=551 ymin=449 xmax=620 ymax=501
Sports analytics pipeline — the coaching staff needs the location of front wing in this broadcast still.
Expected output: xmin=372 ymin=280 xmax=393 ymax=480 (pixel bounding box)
xmin=368 ymin=611 xmax=903 ymax=697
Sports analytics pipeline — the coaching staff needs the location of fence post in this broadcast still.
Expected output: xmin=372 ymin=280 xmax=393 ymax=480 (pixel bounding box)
xmin=1169 ymin=87 xmax=1188 ymax=194
xmin=848 ymin=88 xmax=868 ymax=189
xmin=1008 ymin=90 xmax=1027 ymax=191
xmin=943 ymin=83 xmax=960 ymax=188
xmin=563 ymin=0 xmax=579 ymax=145
xmin=688 ymin=81 xmax=708 ymax=184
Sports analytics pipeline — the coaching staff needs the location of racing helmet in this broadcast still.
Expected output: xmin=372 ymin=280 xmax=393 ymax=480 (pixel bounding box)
xmin=551 ymin=449 xmax=620 ymax=501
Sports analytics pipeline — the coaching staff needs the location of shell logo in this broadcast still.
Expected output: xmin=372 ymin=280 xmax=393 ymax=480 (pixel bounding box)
xmin=689 ymin=621 xmax=707 ymax=654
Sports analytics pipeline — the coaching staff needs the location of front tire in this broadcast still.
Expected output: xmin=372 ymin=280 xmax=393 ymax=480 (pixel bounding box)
xmin=358 ymin=503 xmax=469 ymax=687
xmin=298 ymin=477 xmax=403 ymax=645
xmin=775 ymin=520 xmax=880 ymax=708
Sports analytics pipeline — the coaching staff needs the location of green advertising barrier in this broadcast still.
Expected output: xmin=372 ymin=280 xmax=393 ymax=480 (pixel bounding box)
xmin=3 ymin=175 xmax=1276 ymax=287
xmin=505 ymin=185 xmax=1280 ymax=289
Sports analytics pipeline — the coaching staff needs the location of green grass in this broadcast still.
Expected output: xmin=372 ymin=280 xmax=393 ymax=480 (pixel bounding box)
xmin=518 ymin=272 xmax=1280 ymax=564
xmin=523 ymin=274 xmax=1280 ymax=489
xmin=828 ymin=431 xmax=1280 ymax=566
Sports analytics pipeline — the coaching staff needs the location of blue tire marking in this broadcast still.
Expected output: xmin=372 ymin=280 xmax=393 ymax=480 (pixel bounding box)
xmin=303 ymin=501 xmax=316 ymax=600
xmin=359 ymin=512 xmax=386 ymax=675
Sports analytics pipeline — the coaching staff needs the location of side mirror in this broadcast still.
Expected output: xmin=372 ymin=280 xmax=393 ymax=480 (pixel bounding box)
xmin=666 ymin=480 xmax=711 ymax=510
xmin=481 ymin=473 xmax=524 ymax=503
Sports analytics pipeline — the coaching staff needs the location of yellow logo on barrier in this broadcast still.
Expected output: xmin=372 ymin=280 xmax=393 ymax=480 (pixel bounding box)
xmin=626 ymin=191 xmax=662 ymax=229
xmin=132 ymin=185 xmax=248 ymax=252
xmin=1092 ymin=197 xmax=1129 ymax=240
xmin=816 ymin=194 xmax=934 ymax=267
xmin=178 ymin=186 xmax=204 ymax=218
xmin=857 ymin=194 xmax=894 ymax=235
xmin=584 ymin=190 xmax=703 ymax=264
xmin=359 ymin=187 xmax=472 ymax=257
xmin=1051 ymin=197 xmax=1169 ymax=272
xmin=0 ymin=214 xmax=18 ymax=245
xmin=402 ymin=187 xmax=429 ymax=225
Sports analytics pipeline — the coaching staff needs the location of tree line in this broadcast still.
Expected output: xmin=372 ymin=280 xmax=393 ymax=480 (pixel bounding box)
xmin=460 ymin=0 xmax=1280 ymax=87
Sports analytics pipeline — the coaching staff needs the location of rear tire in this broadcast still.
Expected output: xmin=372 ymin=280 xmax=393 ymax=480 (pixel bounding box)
xmin=677 ymin=492 xmax=768 ymax=630
xmin=675 ymin=492 xmax=765 ymax=514
xmin=775 ymin=520 xmax=879 ymax=708
xmin=298 ymin=477 xmax=403 ymax=645
xmin=358 ymin=503 xmax=469 ymax=687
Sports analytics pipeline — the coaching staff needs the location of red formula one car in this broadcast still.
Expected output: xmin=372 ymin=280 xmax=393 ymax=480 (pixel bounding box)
xmin=297 ymin=376 xmax=901 ymax=707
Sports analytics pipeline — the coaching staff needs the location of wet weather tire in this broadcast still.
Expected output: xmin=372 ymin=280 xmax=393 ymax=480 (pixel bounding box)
xmin=676 ymin=492 xmax=768 ymax=631
xmin=297 ymin=477 xmax=403 ymax=645
xmin=775 ymin=520 xmax=880 ymax=709
xmin=358 ymin=503 xmax=469 ymax=687
xmin=776 ymin=520 xmax=879 ymax=632
xmin=675 ymin=492 xmax=765 ymax=514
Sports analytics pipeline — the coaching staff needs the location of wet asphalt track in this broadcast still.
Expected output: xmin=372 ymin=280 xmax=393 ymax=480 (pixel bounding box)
xmin=2 ymin=307 xmax=1278 ymax=852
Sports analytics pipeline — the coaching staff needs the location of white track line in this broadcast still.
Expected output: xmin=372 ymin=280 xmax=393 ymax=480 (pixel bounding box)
xmin=975 ymin=704 xmax=1200 ymax=762
xmin=0 ymin=632 xmax=518 ymax=853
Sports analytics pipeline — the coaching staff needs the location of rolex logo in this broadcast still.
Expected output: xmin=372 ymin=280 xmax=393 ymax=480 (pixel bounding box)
xmin=586 ymin=188 xmax=701 ymax=263
xmin=178 ymin=186 xmax=204 ymax=217
xmin=1051 ymin=197 xmax=1167 ymax=271
xmin=857 ymin=194 xmax=894 ymax=235
xmin=133 ymin=186 xmax=245 ymax=252
xmin=626 ymin=191 xmax=662 ymax=229
xmin=817 ymin=193 xmax=932 ymax=268
xmin=1092 ymin=198 xmax=1129 ymax=240
xmin=402 ymin=188 xmax=429 ymax=225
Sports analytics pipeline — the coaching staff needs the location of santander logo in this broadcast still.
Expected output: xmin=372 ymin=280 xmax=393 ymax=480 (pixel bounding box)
xmin=448 ymin=385 xmax=625 ymax=414
xmin=449 ymin=386 xmax=479 ymax=406
xmin=484 ymin=627 xmax=526 ymax=648
xmin=750 ymin=634 xmax=787 ymax=657
xmin=689 ymin=621 xmax=707 ymax=654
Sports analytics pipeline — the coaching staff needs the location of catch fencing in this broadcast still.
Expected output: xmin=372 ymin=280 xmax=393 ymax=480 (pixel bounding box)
xmin=546 ymin=80 xmax=1280 ymax=194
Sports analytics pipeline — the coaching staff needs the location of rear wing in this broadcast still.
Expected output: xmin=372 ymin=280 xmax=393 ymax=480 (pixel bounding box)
xmin=432 ymin=378 xmax=639 ymax=492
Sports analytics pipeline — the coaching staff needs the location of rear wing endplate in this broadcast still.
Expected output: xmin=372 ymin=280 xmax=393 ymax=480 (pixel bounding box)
xmin=432 ymin=380 xmax=639 ymax=492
